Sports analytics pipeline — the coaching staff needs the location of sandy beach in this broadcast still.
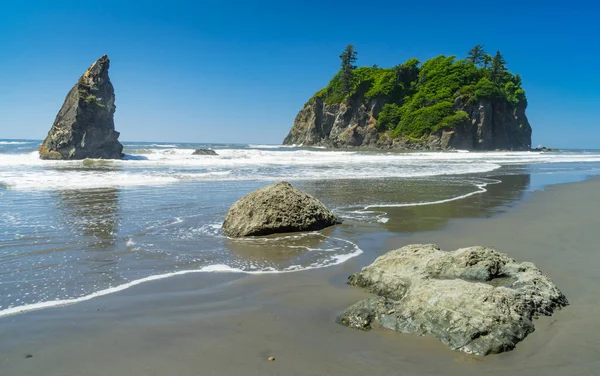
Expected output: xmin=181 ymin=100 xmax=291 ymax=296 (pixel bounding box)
xmin=1 ymin=177 xmax=599 ymax=376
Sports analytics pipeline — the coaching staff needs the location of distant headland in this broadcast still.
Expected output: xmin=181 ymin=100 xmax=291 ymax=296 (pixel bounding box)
xmin=284 ymin=45 xmax=532 ymax=151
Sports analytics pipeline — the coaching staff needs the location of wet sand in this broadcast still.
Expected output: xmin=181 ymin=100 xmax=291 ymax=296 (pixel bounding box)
xmin=2 ymin=178 xmax=600 ymax=375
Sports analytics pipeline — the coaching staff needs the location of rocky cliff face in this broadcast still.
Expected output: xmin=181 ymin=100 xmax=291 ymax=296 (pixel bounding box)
xmin=39 ymin=55 xmax=123 ymax=160
xmin=445 ymin=97 xmax=532 ymax=151
xmin=283 ymin=96 xmax=532 ymax=151
xmin=283 ymin=97 xmax=385 ymax=148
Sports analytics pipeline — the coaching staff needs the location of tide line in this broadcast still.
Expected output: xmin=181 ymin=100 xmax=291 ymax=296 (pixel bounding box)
xmin=0 ymin=236 xmax=362 ymax=319
xmin=363 ymin=179 xmax=501 ymax=210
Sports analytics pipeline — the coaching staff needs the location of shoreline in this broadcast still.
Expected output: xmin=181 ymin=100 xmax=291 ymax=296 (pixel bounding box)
xmin=2 ymin=176 xmax=600 ymax=375
xmin=0 ymin=235 xmax=364 ymax=319
xmin=0 ymin=174 xmax=505 ymax=317
xmin=285 ymin=142 xmax=539 ymax=153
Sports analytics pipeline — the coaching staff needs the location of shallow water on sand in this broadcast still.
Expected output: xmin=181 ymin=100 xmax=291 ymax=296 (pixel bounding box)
xmin=2 ymin=179 xmax=600 ymax=376
xmin=1 ymin=139 xmax=600 ymax=316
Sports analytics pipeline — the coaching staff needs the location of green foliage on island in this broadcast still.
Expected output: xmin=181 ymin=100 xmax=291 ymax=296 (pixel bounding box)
xmin=313 ymin=45 xmax=526 ymax=138
xmin=339 ymin=44 xmax=358 ymax=94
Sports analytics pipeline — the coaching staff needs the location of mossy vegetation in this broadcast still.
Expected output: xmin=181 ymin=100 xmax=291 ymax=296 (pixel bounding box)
xmin=77 ymin=88 xmax=106 ymax=108
xmin=77 ymin=76 xmax=105 ymax=108
xmin=83 ymin=95 xmax=105 ymax=108
xmin=313 ymin=45 xmax=526 ymax=138
xmin=77 ymin=76 xmax=90 ymax=87
xmin=85 ymin=95 xmax=97 ymax=104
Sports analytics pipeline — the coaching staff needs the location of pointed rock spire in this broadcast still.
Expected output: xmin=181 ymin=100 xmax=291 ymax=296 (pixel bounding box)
xmin=39 ymin=55 xmax=123 ymax=160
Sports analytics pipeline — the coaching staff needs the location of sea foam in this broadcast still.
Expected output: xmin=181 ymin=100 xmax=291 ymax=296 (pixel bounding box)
xmin=363 ymin=179 xmax=501 ymax=209
xmin=0 ymin=235 xmax=362 ymax=318
xmin=4 ymin=147 xmax=600 ymax=191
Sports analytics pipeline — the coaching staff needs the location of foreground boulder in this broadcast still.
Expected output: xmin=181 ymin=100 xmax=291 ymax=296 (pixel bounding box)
xmin=339 ymin=244 xmax=568 ymax=355
xmin=192 ymin=149 xmax=218 ymax=155
xmin=39 ymin=55 xmax=123 ymax=160
xmin=222 ymin=181 xmax=341 ymax=237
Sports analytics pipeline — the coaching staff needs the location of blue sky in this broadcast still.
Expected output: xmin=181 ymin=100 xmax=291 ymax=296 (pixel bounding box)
xmin=1 ymin=0 xmax=598 ymax=147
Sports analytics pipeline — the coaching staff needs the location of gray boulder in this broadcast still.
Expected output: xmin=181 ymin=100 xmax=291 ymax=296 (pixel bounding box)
xmin=192 ymin=149 xmax=218 ymax=155
xmin=39 ymin=55 xmax=123 ymax=160
xmin=339 ymin=244 xmax=568 ymax=355
xmin=222 ymin=181 xmax=341 ymax=237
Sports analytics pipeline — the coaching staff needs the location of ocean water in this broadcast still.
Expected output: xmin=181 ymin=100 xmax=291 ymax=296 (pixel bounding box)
xmin=2 ymin=139 xmax=600 ymax=317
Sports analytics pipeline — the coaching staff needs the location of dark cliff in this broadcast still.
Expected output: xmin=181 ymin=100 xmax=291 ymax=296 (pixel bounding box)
xmin=40 ymin=55 xmax=123 ymax=160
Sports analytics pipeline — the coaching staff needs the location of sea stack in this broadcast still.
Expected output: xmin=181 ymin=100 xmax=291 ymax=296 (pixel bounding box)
xmin=283 ymin=48 xmax=532 ymax=151
xmin=39 ymin=55 xmax=123 ymax=160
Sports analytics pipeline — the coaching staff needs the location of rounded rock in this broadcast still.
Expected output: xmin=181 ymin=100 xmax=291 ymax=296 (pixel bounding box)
xmin=222 ymin=181 xmax=341 ymax=237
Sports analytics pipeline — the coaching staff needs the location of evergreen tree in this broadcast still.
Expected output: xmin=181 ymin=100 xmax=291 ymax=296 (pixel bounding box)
xmin=394 ymin=59 xmax=420 ymax=84
xmin=339 ymin=44 xmax=358 ymax=94
xmin=393 ymin=64 xmax=403 ymax=81
xmin=514 ymin=73 xmax=522 ymax=87
xmin=490 ymin=50 xmax=507 ymax=84
xmin=483 ymin=54 xmax=492 ymax=69
xmin=466 ymin=44 xmax=486 ymax=67
xmin=394 ymin=64 xmax=411 ymax=83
